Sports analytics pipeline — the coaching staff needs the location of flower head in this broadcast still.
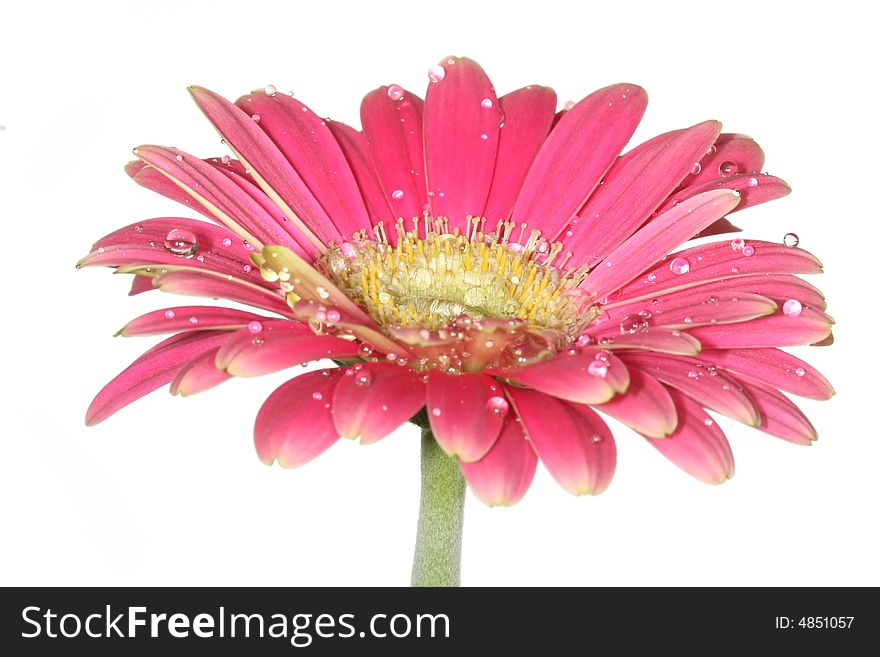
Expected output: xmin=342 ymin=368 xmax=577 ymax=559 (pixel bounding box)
xmin=81 ymin=56 xmax=833 ymax=505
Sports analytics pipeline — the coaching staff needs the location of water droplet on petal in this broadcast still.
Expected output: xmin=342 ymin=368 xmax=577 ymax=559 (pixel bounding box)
xmin=188 ymin=316 xmax=199 ymax=325
xmin=315 ymin=286 xmax=330 ymax=300
xmin=563 ymin=100 xmax=575 ymax=110
xmin=795 ymin=367 xmax=806 ymax=377
xmin=704 ymin=418 xmax=714 ymax=427
xmin=480 ymin=133 xmax=488 ymax=140
xmin=687 ymin=369 xmax=700 ymax=379
xmin=619 ymin=313 xmax=649 ymax=334
xmin=485 ymin=396 xmax=509 ymax=416
xmin=312 ymin=391 xmax=323 ymax=401
xmin=747 ymin=177 xmax=758 ymax=188
xmin=359 ymin=343 xmax=373 ymax=357
xmin=251 ymin=113 xmax=261 ymax=123
xmin=481 ymin=98 xmax=493 ymax=109
xmin=730 ymin=238 xmax=745 ymax=252
xmin=742 ymin=244 xmax=755 ymax=257
xmin=264 ymin=84 xmax=277 ymax=96
xmin=588 ymin=360 xmax=608 ymax=378
xmin=719 ymin=161 xmax=738 ymax=177
xmin=427 ymin=65 xmax=446 ymax=83
xmin=221 ymin=154 xmax=231 ymax=165
xmin=669 ymin=257 xmax=690 ymax=275
xmin=783 ymin=232 xmax=800 ymax=247
xmin=590 ymin=434 xmax=603 ymax=444
xmin=326 ymin=310 xmax=341 ymax=323
xmin=164 ymin=310 xmax=176 ymax=319
xmin=691 ymin=162 xmax=702 ymax=175
xmin=163 ymin=228 xmax=199 ymax=257
xmin=222 ymin=237 xmax=232 ymax=247
xmin=247 ymin=321 xmax=263 ymax=334
xmin=576 ymin=334 xmax=591 ymax=347
xmin=387 ymin=84 xmax=404 ymax=101
xmin=391 ymin=189 xmax=405 ymax=201
xmin=354 ymin=370 xmax=373 ymax=386
xmin=782 ymin=299 xmax=803 ymax=317
xmin=431 ymin=407 xmax=442 ymax=417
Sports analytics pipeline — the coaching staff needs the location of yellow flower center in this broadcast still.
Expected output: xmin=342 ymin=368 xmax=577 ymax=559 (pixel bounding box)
xmin=317 ymin=217 xmax=595 ymax=343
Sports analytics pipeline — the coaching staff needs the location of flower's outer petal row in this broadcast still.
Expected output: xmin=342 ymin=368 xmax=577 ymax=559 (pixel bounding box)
xmin=216 ymin=321 xmax=361 ymax=377
xmin=677 ymin=133 xmax=765 ymax=189
xmin=621 ymin=353 xmax=760 ymax=426
xmin=426 ymin=371 xmax=506 ymax=462
xmin=656 ymin=173 xmax=791 ymax=217
xmin=327 ymin=121 xmax=396 ymax=227
xmin=360 ymin=87 xmax=427 ymax=225
xmin=695 ymin=217 xmax=741 ymax=238
xmin=235 ymin=90 xmax=370 ymax=240
xmin=605 ymin=273 xmax=827 ymax=313
xmin=79 ymin=217 xmax=269 ymax=284
xmin=86 ymin=330 xmax=231 ymax=425
xmin=569 ymin=120 xmax=721 ymax=268
xmin=699 ymin=348 xmax=834 ymax=400
xmin=506 ymin=387 xmax=616 ymax=496
xmin=332 ymin=363 xmax=425 ymax=444
xmin=129 ymin=275 xmax=155 ymax=296
xmin=424 ymin=57 xmax=500 ymax=232
xmin=642 ymin=388 xmax=735 ymax=484
xmin=686 ymin=309 xmax=832 ymax=348
xmin=599 ymin=290 xmax=778 ymax=330
xmin=610 ymin=242 xmax=823 ymax=304
xmin=170 ymin=347 xmax=231 ymax=396
xmin=504 ymin=353 xmax=620 ymax=404
xmin=460 ymin=417 xmax=538 ymax=506
xmin=586 ymin=327 xmax=702 ymax=356
xmin=512 ymin=83 xmax=648 ymax=241
xmin=119 ymin=306 xmax=268 ymax=337
xmin=730 ymin=378 xmax=817 ymax=444
xmin=595 ymin=368 xmax=678 ymax=438
xmin=482 ymin=85 xmax=557 ymax=222
xmin=132 ymin=145 xmax=300 ymax=251
xmin=582 ymin=189 xmax=741 ymax=302
xmin=254 ymin=368 xmax=344 ymax=467
xmin=188 ymin=86 xmax=331 ymax=251
xmin=126 ymin=160 xmax=218 ymax=222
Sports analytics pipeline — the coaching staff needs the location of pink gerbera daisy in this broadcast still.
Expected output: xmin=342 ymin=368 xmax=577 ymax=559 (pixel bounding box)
xmin=80 ymin=56 xmax=833 ymax=586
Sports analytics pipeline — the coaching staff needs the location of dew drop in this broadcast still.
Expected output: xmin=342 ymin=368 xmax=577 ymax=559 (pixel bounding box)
xmin=359 ymin=343 xmax=374 ymax=357
xmin=783 ymin=232 xmax=800 ymax=248
xmin=326 ymin=309 xmax=341 ymax=323
xmin=247 ymin=320 xmax=263 ymax=334
xmin=669 ymin=257 xmax=690 ymax=275
xmin=687 ymin=370 xmax=700 ymax=379
xmin=243 ymin=264 xmax=253 ymax=273
xmin=742 ymin=245 xmax=755 ymax=257
xmin=188 ymin=316 xmax=199 ymax=325
xmin=431 ymin=407 xmax=442 ymax=417
xmin=222 ymin=237 xmax=232 ymax=247
xmin=164 ymin=310 xmax=176 ymax=319
xmin=747 ymin=177 xmax=758 ymax=188
xmin=315 ymin=286 xmax=330 ymax=300
xmin=480 ymin=133 xmax=488 ymax=140
xmin=251 ymin=337 xmax=264 ymax=346
xmin=221 ymin=154 xmax=231 ymax=164
xmin=481 ymin=98 xmax=493 ymax=109
xmin=588 ymin=360 xmax=608 ymax=378
xmin=691 ymin=162 xmax=702 ymax=175
xmin=704 ymin=418 xmax=714 ymax=427
xmin=264 ymin=84 xmax=277 ymax=96
xmin=590 ymin=434 xmax=603 ymax=444
xmin=576 ymin=334 xmax=591 ymax=347
xmin=354 ymin=370 xmax=373 ymax=386
xmin=485 ymin=396 xmax=509 ymax=416
xmin=312 ymin=391 xmax=323 ymax=401
xmin=563 ymin=100 xmax=575 ymax=110
xmin=782 ymin=299 xmax=803 ymax=317
xmin=427 ymin=65 xmax=446 ymax=83
xmin=175 ymin=154 xmax=183 ymax=162
xmin=719 ymin=161 xmax=738 ymax=177
xmin=387 ymin=84 xmax=404 ymax=101
xmin=251 ymin=113 xmax=261 ymax=123
xmin=795 ymin=367 xmax=806 ymax=377
xmin=163 ymin=228 xmax=199 ymax=257
xmin=391 ymin=189 xmax=405 ymax=201
xmin=619 ymin=313 xmax=649 ymax=335
xmin=730 ymin=238 xmax=745 ymax=252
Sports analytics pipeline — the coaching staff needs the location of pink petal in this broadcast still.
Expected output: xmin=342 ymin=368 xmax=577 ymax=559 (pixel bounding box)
xmin=621 ymin=353 xmax=760 ymax=426
xmin=504 ymin=352 xmax=620 ymax=404
xmin=695 ymin=217 xmax=741 ymax=238
xmin=656 ymin=173 xmax=791 ymax=217
xmin=595 ymin=368 xmax=677 ymax=437
xmin=677 ymin=133 xmax=765 ymax=189
xmin=235 ymin=90 xmax=369 ymax=239
xmin=686 ymin=309 xmax=832 ymax=348
xmin=170 ymin=347 xmax=231 ymax=396
xmin=216 ymin=322 xmax=360 ymax=377
xmin=132 ymin=145 xmax=300 ymax=250
xmin=331 ymin=363 xmax=425 ymax=444
xmin=511 ymin=83 xmax=647 ymax=240
xmin=590 ymin=328 xmax=702 ymax=355
xmin=700 ymin=348 xmax=834 ymax=400
xmin=254 ymin=368 xmax=344 ymax=467
xmin=582 ymin=189 xmax=742 ymax=301
xmin=459 ymin=417 xmax=537 ymax=506
xmin=568 ymin=120 xmax=721 ymax=268
xmin=86 ymin=331 xmax=231 ymax=425
xmin=126 ymin=160 xmax=216 ymax=222
xmin=482 ymin=85 xmax=556 ymax=221
xmin=731 ymin=380 xmax=817 ymax=445
xmin=426 ymin=371 xmax=506 ymax=462
xmin=129 ymin=275 xmax=154 ymax=296
xmin=643 ymin=388 xmax=734 ymax=484
xmin=119 ymin=306 xmax=266 ymax=336
xmin=601 ymin=290 xmax=778 ymax=330
xmin=610 ymin=241 xmax=824 ymax=304
xmin=78 ymin=217 xmax=271 ymax=285
xmin=188 ymin=85 xmax=329 ymax=251
xmin=327 ymin=121 xmax=395 ymax=226
xmin=145 ymin=268 xmax=294 ymax=316
xmin=424 ymin=56 xmax=499 ymax=231
xmin=360 ymin=86 xmax=427 ymax=224
xmin=506 ymin=387 xmax=616 ymax=495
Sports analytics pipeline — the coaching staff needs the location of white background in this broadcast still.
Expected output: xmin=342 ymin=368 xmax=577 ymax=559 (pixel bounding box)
xmin=1 ymin=0 xmax=877 ymax=587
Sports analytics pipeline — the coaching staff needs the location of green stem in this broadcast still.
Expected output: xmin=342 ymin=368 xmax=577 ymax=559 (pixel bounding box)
xmin=411 ymin=424 xmax=466 ymax=587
